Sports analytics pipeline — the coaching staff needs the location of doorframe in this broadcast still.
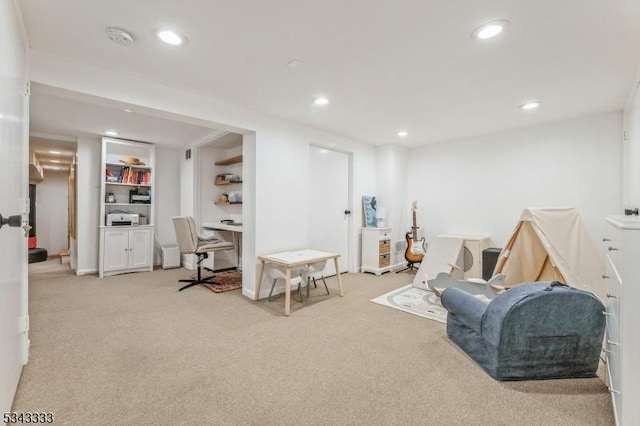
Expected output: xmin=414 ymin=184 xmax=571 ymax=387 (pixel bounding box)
xmin=309 ymin=144 xmax=354 ymax=273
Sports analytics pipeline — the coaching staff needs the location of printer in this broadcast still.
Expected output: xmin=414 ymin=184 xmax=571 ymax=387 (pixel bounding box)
xmin=106 ymin=213 xmax=139 ymax=226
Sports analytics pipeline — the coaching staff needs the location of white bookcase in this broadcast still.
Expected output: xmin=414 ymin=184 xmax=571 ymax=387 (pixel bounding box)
xmin=99 ymin=137 xmax=155 ymax=277
xmin=361 ymin=227 xmax=393 ymax=275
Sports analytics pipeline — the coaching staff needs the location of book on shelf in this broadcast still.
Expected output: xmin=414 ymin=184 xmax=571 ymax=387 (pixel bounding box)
xmin=112 ymin=166 xmax=151 ymax=184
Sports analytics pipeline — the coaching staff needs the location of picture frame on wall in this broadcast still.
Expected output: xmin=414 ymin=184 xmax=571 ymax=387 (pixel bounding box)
xmin=362 ymin=196 xmax=377 ymax=227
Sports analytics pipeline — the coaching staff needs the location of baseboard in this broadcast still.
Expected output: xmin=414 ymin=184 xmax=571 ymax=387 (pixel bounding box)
xmin=76 ymin=268 xmax=98 ymax=276
xmin=243 ymin=288 xmax=256 ymax=300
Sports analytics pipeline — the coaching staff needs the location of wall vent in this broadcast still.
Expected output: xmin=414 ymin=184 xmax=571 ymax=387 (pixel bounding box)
xmin=395 ymin=240 xmax=406 ymax=253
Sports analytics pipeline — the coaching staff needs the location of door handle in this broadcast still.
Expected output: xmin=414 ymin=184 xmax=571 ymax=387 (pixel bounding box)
xmin=344 ymin=210 xmax=351 ymax=215
xmin=0 ymin=214 xmax=22 ymax=229
xmin=0 ymin=214 xmax=29 ymax=237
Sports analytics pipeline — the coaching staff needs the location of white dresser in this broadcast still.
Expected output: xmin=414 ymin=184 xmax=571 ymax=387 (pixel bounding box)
xmin=361 ymin=227 xmax=393 ymax=275
xmin=603 ymin=216 xmax=640 ymax=425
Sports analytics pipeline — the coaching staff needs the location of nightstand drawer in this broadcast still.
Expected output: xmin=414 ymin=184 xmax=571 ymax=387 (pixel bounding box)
xmin=379 ymin=239 xmax=390 ymax=253
xmin=379 ymin=254 xmax=390 ymax=267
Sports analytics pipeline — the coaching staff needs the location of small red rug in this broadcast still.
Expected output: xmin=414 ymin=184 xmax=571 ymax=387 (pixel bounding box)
xmin=201 ymin=270 xmax=243 ymax=293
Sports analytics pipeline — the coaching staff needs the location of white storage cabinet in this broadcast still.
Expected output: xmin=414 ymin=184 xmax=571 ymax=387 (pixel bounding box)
xmin=361 ymin=227 xmax=393 ymax=275
xmin=603 ymin=215 xmax=640 ymax=426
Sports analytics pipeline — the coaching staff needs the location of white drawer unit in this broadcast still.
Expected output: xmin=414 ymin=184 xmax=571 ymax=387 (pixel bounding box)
xmin=361 ymin=227 xmax=393 ymax=275
xmin=603 ymin=215 xmax=640 ymax=425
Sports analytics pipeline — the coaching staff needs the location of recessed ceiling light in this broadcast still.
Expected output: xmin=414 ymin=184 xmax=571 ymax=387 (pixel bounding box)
xmin=123 ymin=109 xmax=133 ymax=113
xmin=157 ymin=30 xmax=187 ymax=46
xmin=104 ymin=130 xmax=119 ymax=137
xmin=471 ymin=20 xmax=510 ymax=40
xmin=519 ymin=101 xmax=541 ymax=110
xmin=50 ymin=160 xmax=61 ymax=163
xmin=48 ymin=150 xmax=62 ymax=154
xmin=397 ymin=130 xmax=409 ymax=137
xmin=313 ymin=97 xmax=329 ymax=106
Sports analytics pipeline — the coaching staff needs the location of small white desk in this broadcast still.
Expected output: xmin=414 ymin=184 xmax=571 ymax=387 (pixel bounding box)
xmin=202 ymin=222 xmax=242 ymax=269
xmin=255 ymin=249 xmax=344 ymax=316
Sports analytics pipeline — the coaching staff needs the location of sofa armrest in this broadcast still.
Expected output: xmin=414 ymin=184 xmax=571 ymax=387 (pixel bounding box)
xmin=441 ymin=287 xmax=489 ymax=335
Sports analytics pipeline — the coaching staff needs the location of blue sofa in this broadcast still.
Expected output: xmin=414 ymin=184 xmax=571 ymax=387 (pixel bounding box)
xmin=440 ymin=282 xmax=605 ymax=381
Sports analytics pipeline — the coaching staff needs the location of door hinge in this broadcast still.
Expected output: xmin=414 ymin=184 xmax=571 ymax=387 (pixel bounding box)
xmin=18 ymin=315 xmax=30 ymax=333
xmin=623 ymin=131 xmax=628 ymax=141
xmin=24 ymin=81 xmax=31 ymax=97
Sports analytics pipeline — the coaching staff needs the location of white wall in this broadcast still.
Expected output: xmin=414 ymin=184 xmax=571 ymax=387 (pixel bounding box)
xmin=375 ymin=145 xmax=409 ymax=267
xmin=623 ymin=76 xmax=640 ymax=208
xmin=179 ymin=147 xmax=195 ymax=218
xmin=155 ymin=147 xmax=181 ymax=244
xmin=35 ymin=170 xmax=68 ymax=254
xmin=407 ymin=112 xmax=623 ymax=251
xmin=75 ymin=137 xmax=101 ymax=274
xmin=154 ymin=146 xmax=181 ymax=262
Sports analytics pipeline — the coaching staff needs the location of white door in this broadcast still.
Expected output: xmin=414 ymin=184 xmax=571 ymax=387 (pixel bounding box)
xmin=308 ymin=146 xmax=350 ymax=275
xmin=129 ymin=228 xmax=151 ymax=269
xmin=103 ymin=229 xmax=129 ymax=272
xmin=0 ymin=0 xmax=29 ymax=414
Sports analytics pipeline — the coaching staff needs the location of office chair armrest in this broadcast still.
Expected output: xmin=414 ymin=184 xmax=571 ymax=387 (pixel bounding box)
xmin=198 ymin=235 xmax=220 ymax=242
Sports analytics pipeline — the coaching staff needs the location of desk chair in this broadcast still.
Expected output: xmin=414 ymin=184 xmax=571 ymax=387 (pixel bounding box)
xmin=173 ymin=216 xmax=235 ymax=292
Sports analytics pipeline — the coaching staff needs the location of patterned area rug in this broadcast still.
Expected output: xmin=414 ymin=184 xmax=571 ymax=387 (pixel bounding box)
xmin=201 ymin=270 xmax=243 ymax=293
xmin=371 ymin=284 xmax=491 ymax=323
xmin=371 ymin=285 xmax=448 ymax=323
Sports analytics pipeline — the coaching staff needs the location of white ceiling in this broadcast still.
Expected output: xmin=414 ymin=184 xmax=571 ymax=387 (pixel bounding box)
xmin=19 ymin=0 xmax=640 ymax=148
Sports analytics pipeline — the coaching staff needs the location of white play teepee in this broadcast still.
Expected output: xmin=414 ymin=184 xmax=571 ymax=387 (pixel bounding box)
xmin=493 ymin=207 xmax=606 ymax=302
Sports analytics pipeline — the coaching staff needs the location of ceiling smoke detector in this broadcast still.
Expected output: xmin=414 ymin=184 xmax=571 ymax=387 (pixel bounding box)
xmin=105 ymin=27 xmax=134 ymax=47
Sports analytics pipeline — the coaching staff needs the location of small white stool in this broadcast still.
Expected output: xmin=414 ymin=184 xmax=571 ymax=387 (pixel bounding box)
xmin=267 ymin=265 xmax=305 ymax=302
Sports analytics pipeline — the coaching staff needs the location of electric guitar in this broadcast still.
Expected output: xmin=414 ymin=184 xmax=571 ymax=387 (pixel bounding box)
xmin=404 ymin=201 xmax=426 ymax=264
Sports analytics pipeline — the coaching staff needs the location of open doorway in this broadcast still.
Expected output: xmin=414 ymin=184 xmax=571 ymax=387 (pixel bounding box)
xmin=28 ymin=136 xmax=76 ymax=279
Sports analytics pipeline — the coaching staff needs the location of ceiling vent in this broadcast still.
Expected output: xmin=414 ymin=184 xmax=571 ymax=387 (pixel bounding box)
xmin=105 ymin=27 xmax=134 ymax=47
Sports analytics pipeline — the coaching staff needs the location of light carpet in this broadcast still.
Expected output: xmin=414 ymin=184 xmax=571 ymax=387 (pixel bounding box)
xmin=13 ymin=268 xmax=614 ymax=425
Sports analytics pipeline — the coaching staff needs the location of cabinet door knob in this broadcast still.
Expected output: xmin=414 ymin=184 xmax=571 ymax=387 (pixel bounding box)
xmin=602 ymin=275 xmax=611 ymax=279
